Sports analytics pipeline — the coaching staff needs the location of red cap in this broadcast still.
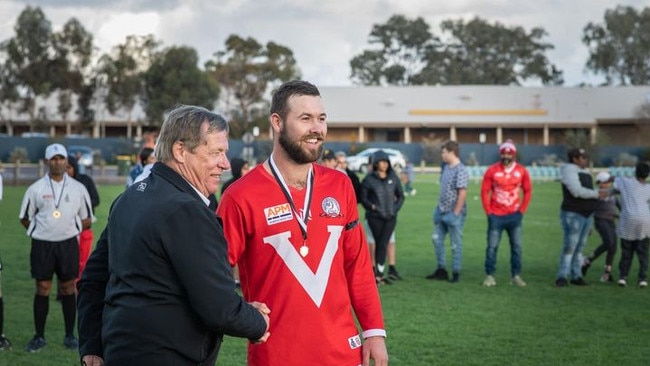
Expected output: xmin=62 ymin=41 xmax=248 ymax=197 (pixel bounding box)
xmin=499 ymin=140 xmax=516 ymax=154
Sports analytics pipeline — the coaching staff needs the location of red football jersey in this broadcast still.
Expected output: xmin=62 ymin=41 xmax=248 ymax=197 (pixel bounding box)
xmin=218 ymin=163 xmax=385 ymax=366
xmin=481 ymin=162 xmax=532 ymax=216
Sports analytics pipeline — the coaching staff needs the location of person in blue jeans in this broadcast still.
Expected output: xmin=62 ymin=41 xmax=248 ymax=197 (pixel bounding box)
xmin=555 ymin=148 xmax=605 ymax=287
xmin=427 ymin=140 xmax=468 ymax=283
xmin=480 ymin=140 xmax=532 ymax=287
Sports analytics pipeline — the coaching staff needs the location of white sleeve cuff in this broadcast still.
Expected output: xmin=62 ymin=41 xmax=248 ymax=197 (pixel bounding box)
xmin=362 ymin=329 xmax=386 ymax=338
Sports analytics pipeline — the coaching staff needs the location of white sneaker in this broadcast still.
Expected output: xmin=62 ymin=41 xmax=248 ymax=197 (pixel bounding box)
xmin=482 ymin=275 xmax=496 ymax=287
xmin=511 ymin=275 xmax=527 ymax=287
xmin=599 ymin=272 xmax=612 ymax=282
xmin=639 ymin=281 xmax=648 ymax=288
xmin=618 ymin=278 xmax=627 ymax=287
xmin=411 ymin=189 xmax=417 ymax=196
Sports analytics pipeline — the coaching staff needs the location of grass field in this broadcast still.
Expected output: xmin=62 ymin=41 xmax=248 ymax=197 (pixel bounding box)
xmin=0 ymin=174 xmax=649 ymax=365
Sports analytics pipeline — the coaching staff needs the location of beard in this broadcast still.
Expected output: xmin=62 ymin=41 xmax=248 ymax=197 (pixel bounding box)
xmin=500 ymin=157 xmax=513 ymax=166
xmin=278 ymin=125 xmax=323 ymax=164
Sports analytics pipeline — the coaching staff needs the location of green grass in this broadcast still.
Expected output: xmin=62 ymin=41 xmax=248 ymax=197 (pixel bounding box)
xmin=0 ymin=176 xmax=649 ymax=365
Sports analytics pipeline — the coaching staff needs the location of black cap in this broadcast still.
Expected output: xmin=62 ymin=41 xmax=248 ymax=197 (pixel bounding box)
xmin=322 ymin=149 xmax=335 ymax=161
xmin=567 ymin=148 xmax=588 ymax=161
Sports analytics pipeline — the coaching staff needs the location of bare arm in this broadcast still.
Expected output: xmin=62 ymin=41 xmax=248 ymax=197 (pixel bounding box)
xmin=454 ymin=188 xmax=467 ymax=215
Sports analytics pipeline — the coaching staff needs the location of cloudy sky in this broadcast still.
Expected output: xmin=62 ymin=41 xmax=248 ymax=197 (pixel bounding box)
xmin=1 ymin=0 xmax=648 ymax=87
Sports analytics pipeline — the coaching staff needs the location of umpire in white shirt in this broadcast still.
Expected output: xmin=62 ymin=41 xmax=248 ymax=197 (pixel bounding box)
xmin=19 ymin=143 xmax=93 ymax=353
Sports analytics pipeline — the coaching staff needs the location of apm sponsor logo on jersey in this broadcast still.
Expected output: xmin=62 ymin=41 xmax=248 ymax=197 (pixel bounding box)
xmin=265 ymin=203 xmax=293 ymax=225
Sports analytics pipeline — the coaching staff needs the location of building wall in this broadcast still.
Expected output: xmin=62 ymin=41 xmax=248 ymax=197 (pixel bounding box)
xmin=2 ymin=86 xmax=648 ymax=147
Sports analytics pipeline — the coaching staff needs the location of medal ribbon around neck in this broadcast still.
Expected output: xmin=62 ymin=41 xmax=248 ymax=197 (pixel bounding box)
xmin=48 ymin=176 xmax=66 ymax=218
xmin=268 ymin=154 xmax=314 ymax=257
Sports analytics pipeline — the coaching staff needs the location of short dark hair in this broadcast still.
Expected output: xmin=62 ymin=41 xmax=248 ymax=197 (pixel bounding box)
xmin=636 ymin=162 xmax=650 ymax=180
xmin=139 ymin=147 xmax=154 ymax=163
xmin=442 ymin=140 xmax=459 ymax=157
xmin=270 ymin=80 xmax=320 ymax=121
xmin=567 ymin=147 xmax=588 ymax=162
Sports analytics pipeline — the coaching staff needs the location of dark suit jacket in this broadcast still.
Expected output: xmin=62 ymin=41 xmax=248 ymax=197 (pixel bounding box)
xmin=77 ymin=162 xmax=266 ymax=365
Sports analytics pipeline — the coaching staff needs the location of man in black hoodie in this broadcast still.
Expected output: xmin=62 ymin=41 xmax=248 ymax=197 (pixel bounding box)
xmin=360 ymin=149 xmax=405 ymax=284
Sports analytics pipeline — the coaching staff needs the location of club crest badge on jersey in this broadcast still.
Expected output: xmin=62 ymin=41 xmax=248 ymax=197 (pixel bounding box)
xmin=320 ymin=197 xmax=342 ymax=218
xmin=265 ymin=203 xmax=293 ymax=225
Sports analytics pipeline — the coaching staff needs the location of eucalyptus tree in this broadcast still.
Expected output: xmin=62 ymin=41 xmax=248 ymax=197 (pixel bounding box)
xmin=0 ymin=6 xmax=57 ymax=130
xmin=351 ymin=15 xmax=563 ymax=86
xmin=205 ymin=34 xmax=300 ymax=138
xmin=142 ymin=45 xmax=218 ymax=125
xmin=583 ymin=5 xmax=650 ymax=85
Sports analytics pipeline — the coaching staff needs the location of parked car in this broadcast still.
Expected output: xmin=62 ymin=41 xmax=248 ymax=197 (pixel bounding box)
xmin=346 ymin=148 xmax=406 ymax=173
xmin=67 ymin=145 xmax=95 ymax=173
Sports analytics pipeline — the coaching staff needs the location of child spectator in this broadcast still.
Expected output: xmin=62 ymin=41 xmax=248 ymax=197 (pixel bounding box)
xmin=582 ymin=171 xmax=619 ymax=282
xmin=614 ymin=162 xmax=650 ymax=287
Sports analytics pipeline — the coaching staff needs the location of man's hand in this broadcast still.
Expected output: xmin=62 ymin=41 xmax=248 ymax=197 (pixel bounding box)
xmin=362 ymin=336 xmax=388 ymax=366
xmin=81 ymin=355 xmax=104 ymax=366
xmin=249 ymin=301 xmax=271 ymax=343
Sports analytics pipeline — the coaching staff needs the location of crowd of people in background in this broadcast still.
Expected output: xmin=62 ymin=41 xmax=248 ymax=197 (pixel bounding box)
xmin=0 ymin=80 xmax=648 ymax=366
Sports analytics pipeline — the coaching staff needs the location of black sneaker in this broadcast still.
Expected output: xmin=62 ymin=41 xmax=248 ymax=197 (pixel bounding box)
xmin=555 ymin=278 xmax=569 ymax=287
xmin=0 ymin=334 xmax=11 ymax=350
xmin=25 ymin=335 xmax=46 ymax=353
xmin=388 ymin=269 xmax=403 ymax=281
xmin=425 ymin=268 xmax=449 ymax=281
xmin=570 ymin=277 xmax=589 ymax=286
xmin=63 ymin=335 xmax=78 ymax=350
xmin=449 ymin=272 xmax=460 ymax=283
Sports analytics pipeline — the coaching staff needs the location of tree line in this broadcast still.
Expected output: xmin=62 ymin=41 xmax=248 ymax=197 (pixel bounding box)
xmin=1 ymin=5 xmax=649 ymax=137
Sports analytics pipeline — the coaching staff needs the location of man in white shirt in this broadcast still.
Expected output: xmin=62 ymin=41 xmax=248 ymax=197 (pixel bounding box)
xmin=19 ymin=143 xmax=93 ymax=352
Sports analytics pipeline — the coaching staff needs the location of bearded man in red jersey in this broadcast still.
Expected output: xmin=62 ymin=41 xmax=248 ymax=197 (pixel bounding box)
xmin=480 ymin=140 xmax=532 ymax=288
xmin=218 ymin=80 xmax=388 ymax=366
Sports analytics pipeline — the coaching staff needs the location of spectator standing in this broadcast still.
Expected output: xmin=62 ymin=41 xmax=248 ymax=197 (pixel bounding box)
xmin=125 ymin=147 xmax=154 ymax=188
xmin=0 ymin=171 xmax=11 ymax=350
xmin=362 ymin=156 xmax=401 ymax=282
xmin=361 ymin=149 xmax=405 ymax=284
xmin=581 ymin=171 xmax=619 ymax=282
xmin=221 ymin=157 xmax=250 ymax=195
xmin=19 ymin=143 xmax=93 ymax=352
xmin=614 ymin=162 xmax=650 ymax=288
xmin=401 ymin=159 xmax=416 ymax=196
xmin=480 ymin=140 xmax=532 ymax=287
xmin=66 ymin=155 xmax=100 ymax=281
xmin=426 ymin=140 xmax=468 ymax=283
xmin=218 ymin=80 xmax=388 ymax=366
xmin=77 ymin=105 xmax=270 ymax=366
xmin=555 ymin=148 xmax=605 ymax=287
xmin=320 ymin=148 xmax=337 ymax=169
xmin=334 ymin=151 xmax=362 ymax=203
xmin=132 ymin=154 xmax=157 ymax=185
